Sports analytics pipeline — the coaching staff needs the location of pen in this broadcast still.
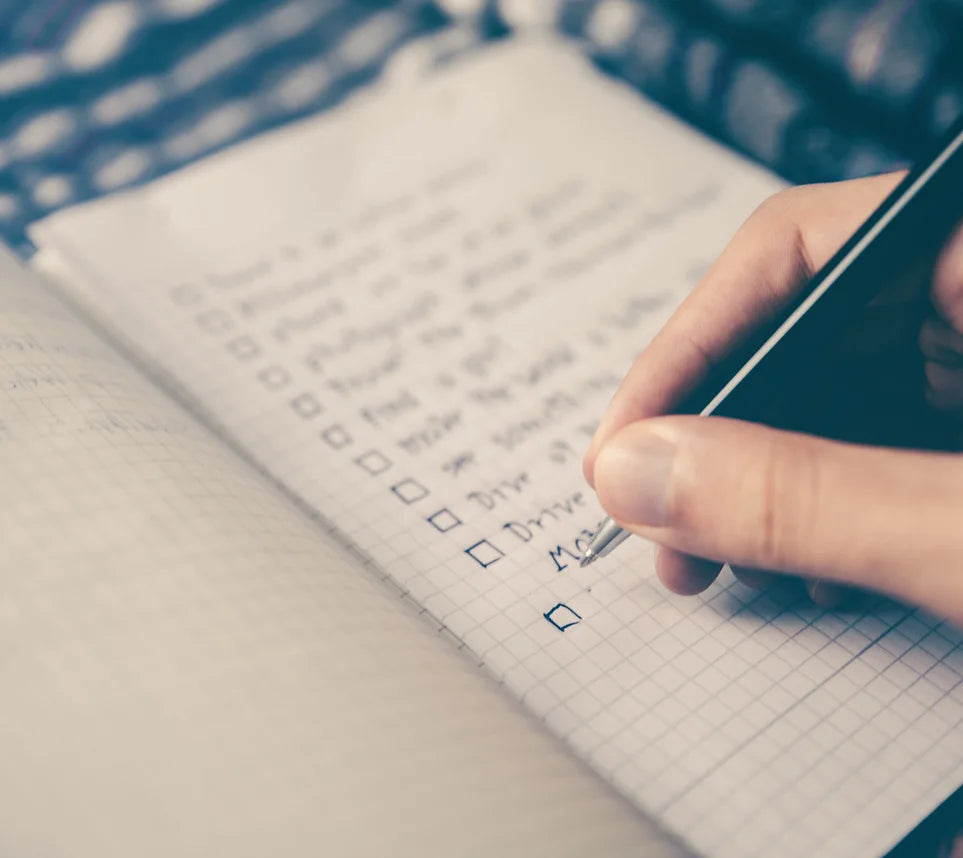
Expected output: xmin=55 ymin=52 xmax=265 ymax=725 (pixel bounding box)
xmin=580 ymin=114 xmax=963 ymax=568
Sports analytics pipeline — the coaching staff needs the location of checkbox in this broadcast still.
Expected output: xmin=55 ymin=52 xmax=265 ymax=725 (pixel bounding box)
xmin=258 ymin=365 xmax=291 ymax=391
xmin=196 ymin=309 xmax=233 ymax=333
xmin=465 ymin=539 xmax=504 ymax=568
xmin=427 ymin=508 xmax=462 ymax=533
xmin=225 ymin=336 xmax=261 ymax=361
xmin=290 ymin=393 xmax=323 ymax=419
xmin=355 ymin=450 xmax=392 ymax=475
xmin=391 ymin=478 xmax=429 ymax=504
xmin=544 ymin=602 xmax=582 ymax=632
xmin=320 ymin=424 xmax=351 ymax=449
xmin=169 ymin=283 xmax=202 ymax=306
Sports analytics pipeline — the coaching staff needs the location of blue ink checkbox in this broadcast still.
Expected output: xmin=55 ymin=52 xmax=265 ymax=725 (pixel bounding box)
xmin=225 ymin=335 xmax=260 ymax=360
xmin=355 ymin=450 xmax=392 ymax=475
xmin=391 ymin=478 xmax=430 ymax=504
xmin=465 ymin=539 xmax=504 ymax=568
xmin=427 ymin=508 xmax=462 ymax=533
xmin=544 ymin=603 xmax=582 ymax=632
xmin=196 ymin=309 xmax=233 ymax=333
xmin=258 ymin=365 xmax=291 ymax=390
xmin=320 ymin=424 xmax=351 ymax=449
xmin=291 ymin=393 xmax=323 ymax=419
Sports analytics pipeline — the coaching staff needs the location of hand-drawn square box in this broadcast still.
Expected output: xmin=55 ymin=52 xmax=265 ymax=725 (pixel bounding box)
xmin=258 ymin=365 xmax=291 ymax=391
xmin=465 ymin=539 xmax=504 ymax=568
xmin=427 ymin=508 xmax=462 ymax=533
xmin=391 ymin=478 xmax=429 ymax=504
xmin=544 ymin=603 xmax=582 ymax=632
xmin=169 ymin=283 xmax=202 ymax=306
xmin=291 ymin=393 xmax=323 ymax=419
xmin=355 ymin=450 xmax=392 ymax=475
xmin=225 ymin=336 xmax=261 ymax=361
xmin=320 ymin=424 xmax=351 ymax=450
xmin=196 ymin=309 xmax=233 ymax=334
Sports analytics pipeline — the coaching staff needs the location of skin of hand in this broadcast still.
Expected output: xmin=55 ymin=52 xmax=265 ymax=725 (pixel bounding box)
xmin=583 ymin=172 xmax=963 ymax=627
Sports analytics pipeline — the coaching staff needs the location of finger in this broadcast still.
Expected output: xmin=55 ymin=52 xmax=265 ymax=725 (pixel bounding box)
xmin=932 ymin=218 xmax=963 ymax=332
xmin=655 ymin=547 xmax=722 ymax=595
xmin=730 ymin=566 xmax=776 ymax=590
xmin=804 ymin=578 xmax=862 ymax=610
xmin=583 ymin=173 xmax=904 ymax=486
xmin=839 ymin=301 xmax=921 ymax=357
xmin=924 ymin=361 xmax=963 ymax=413
xmin=920 ymin=315 xmax=963 ymax=368
xmin=592 ymin=415 xmax=963 ymax=624
xmin=920 ymin=316 xmax=963 ymax=413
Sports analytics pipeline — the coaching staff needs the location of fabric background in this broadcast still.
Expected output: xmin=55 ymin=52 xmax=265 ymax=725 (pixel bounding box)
xmin=0 ymin=0 xmax=961 ymax=252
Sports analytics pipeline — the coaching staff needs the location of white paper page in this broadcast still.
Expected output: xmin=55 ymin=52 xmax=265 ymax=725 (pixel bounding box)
xmin=0 ymin=246 xmax=687 ymax=857
xmin=32 ymin=38 xmax=963 ymax=858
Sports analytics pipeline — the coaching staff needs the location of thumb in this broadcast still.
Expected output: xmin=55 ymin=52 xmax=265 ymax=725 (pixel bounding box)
xmin=593 ymin=416 xmax=963 ymax=622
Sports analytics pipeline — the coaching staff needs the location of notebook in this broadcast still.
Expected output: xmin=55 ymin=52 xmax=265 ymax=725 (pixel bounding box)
xmin=8 ymin=35 xmax=962 ymax=858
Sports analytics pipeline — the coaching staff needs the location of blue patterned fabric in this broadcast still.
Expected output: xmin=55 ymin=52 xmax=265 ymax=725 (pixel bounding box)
xmin=0 ymin=0 xmax=959 ymax=253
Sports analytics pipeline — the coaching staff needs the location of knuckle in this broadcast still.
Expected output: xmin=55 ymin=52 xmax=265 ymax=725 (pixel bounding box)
xmin=748 ymin=187 xmax=804 ymax=230
xmin=740 ymin=190 xmax=817 ymax=292
xmin=933 ymin=224 xmax=963 ymax=328
xmin=749 ymin=438 xmax=821 ymax=571
xmin=933 ymin=280 xmax=963 ymax=334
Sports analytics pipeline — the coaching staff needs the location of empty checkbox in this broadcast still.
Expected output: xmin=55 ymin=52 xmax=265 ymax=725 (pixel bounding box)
xmin=465 ymin=539 xmax=504 ymax=568
xmin=391 ymin=478 xmax=429 ymax=504
xmin=355 ymin=450 xmax=392 ymax=475
xmin=196 ymin=309 xmax=233 ymax=333
xmin=291 ymin=393 xmax=323 ymax=419
xmin=258 ymin=365 xmax=291 ymax=391
xmin=226 ymin=336 xmax=261 ymax=361
xmin=427 ymin=508 xmax=462 ymax=533
xmin=543 ymin=602 xmax=582 ymax=632
xmin=320 ymin=424 xmax=352 ymax=449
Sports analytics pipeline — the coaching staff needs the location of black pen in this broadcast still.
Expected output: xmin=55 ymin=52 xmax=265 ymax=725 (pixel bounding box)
xmin=581 ymin=114 xmax=963 ymax=567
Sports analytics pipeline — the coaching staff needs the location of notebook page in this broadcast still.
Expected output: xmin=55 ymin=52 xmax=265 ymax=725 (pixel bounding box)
xmin=31 ymin=38 xmax=963 ymax=858
xmin=0 ymin=245 xmax=688 ymax=857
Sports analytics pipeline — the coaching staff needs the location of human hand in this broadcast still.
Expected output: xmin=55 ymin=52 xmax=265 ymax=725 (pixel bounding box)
xmin=583 ymin=173 xmax=963 ymax=626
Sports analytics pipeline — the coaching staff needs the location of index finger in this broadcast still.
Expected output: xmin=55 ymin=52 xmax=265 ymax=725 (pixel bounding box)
xmin=583 ymin=172 xmax=904 ymax=486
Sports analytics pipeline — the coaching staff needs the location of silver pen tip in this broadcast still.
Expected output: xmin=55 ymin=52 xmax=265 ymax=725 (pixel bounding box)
xmin=579 ymin=549 xmax=598 ymax=568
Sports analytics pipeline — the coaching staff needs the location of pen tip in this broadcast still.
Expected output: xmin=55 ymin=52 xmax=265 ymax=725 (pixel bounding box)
xmin=579 ymin=551 xmax=597 ymax=568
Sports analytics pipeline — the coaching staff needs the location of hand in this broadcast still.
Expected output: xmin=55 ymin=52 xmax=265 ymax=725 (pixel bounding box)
xmin=583 ymin=173 xmax=963 ymax=626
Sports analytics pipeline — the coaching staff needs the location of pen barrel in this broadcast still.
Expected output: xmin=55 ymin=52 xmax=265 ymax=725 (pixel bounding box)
xmin=676 ymin=116 xmax=963 ymax=449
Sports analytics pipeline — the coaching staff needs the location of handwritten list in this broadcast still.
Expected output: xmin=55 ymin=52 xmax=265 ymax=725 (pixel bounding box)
xmin=160 ymin=156 xmax=723 ymax=631
xmin=33 ymin=40 xmax=963 ymax=858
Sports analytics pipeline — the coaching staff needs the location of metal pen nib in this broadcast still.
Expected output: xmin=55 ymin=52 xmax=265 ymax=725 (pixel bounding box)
xmin=579 ymin=547 xmax=599 ymax=568
xmin=579 ymin=517 xmax=630 ymax=566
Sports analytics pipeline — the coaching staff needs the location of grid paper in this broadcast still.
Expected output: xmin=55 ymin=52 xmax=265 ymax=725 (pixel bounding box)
xmin=30 ymin=39 xmax=963 ymax=858
xmin=0 ymin=246 xmax=683 ymax=857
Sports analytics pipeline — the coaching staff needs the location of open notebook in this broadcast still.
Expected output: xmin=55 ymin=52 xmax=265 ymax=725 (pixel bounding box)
xmin=10 ymin=36 xmax=962 ymax=858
